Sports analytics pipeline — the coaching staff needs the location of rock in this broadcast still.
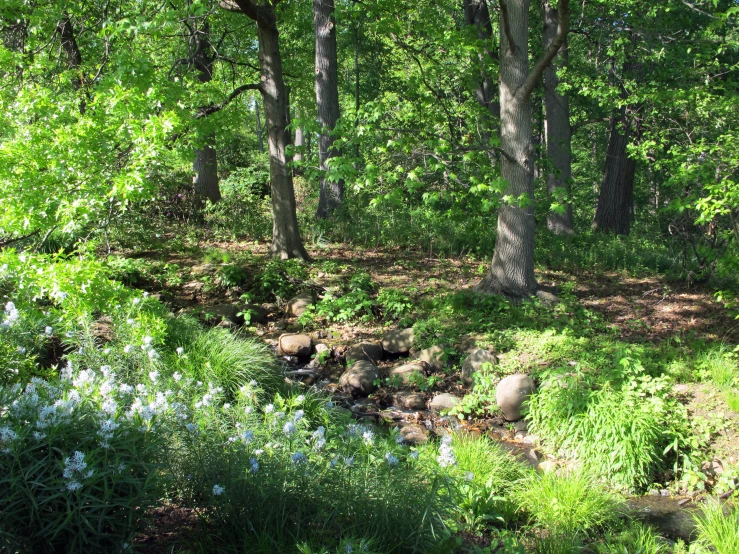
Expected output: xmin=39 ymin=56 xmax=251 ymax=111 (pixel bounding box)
xmin=285 ymin=292 xmax=315 ymax=318
xmin=382 ymin=328 xmax=415 ymax=354
xmin=429 ymin=393 xmax=461 ymax=412
xmin=537 ymin=461 xmax=557 ymax=473
xmin=277 ymin=334 xmax=312 ymax=358
xmin=496 ymin=374 xmax=535 ymax=421
xmin=701 ymin=459 xmax=724 ymax=477
xmin=418 ymin=345 xmax=446 ymax=371
xmin=535 ymin=289 xmax=560 ymax=306
xmin=461 ymin=348 xmax=497 ymax=386
xmin=345 ymin=342 xmax=384 ymax=364
xmin=339 ymin=360 xmax=380 ymax=396
xmin=399 ymin=424 xmax=429 ymax=445
xmin=191 ymin=263 xmax=216 ymax=277
xmin=394 ymin=391 xmax=427 ymax=410
xmin=314 ymin=343 xmax=330 ymax=355
xmin=513 ymin=420 xmax=527 ymax=433
xmin=522 ymin=435 xmax=538 ymax=446
xmin=241 ymin=304 xmax=268 ymax=325
xmin=389 ymin=362 xmax=425 ymax=384
xmin=206 ymin=303 xmax=244 ymax=326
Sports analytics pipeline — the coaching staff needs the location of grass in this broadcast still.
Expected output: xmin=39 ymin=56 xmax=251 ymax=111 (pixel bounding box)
xmin=693 ymin=500 xmax=739 ymax=554
xmin=594 ymin=522 xmax=668 ymax=554
xmin=514 ymin=471 xmax=624 ymax=538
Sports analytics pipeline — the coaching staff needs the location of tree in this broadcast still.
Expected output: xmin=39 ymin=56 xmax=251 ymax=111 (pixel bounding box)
xmin=221 ymin=0 xmax=309 ymax=260
xmin=190 ymin=20 xmax=221 ymax=204
xmin=314 ymin=0 xmax=344 ymax=219
xmin=542 ymin=0 xmax=573 ymax=234
xmin=476 ymin=0 xmax=570 ymax=298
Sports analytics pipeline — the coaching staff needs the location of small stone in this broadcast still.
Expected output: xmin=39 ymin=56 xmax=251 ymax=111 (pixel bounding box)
xmin=390 ymin=362 xmax=425 ymax=384
xmin=513 ymin=420 xmax=528 ymax=433
xmin=277 ymin=334 xmax=312 ymax=358
xmin=418 ymin=345 xmax=446 ymax=371
xmin=429 ymin=393 xmax=461 ymax=412
xmin=399 ymin=424 xmax=429 ymax=445
xmin=273 ymin=321 xmax=287 ymax=331
xmin=339 ymin=360 xmax=380 ymax=396
xmin=382 ymin=328 xmax=416 ymax=354
xmin=461 ymin=348 xmax=497 ymax=386
xmin=394 ymin=391 xmax=427 ymax=410
xmin=345 ymin=342 xmax=384 ymax=364
xmin=206 ymin=303 xmax=244 ymax=326
xmin=315 ymin=343 xmax=330 ymax=355
xmin=285 ymin=292 xmax=315 ymax=318
xmin=496 ymin=374 xmax=536 ymax=421
xmin=537 ymin=461 xmax=557 ymax=473
xmin=522 ymin=435 xmax=537 ymax=446
xmin=659 ymin=489 xmax=671 ymax=497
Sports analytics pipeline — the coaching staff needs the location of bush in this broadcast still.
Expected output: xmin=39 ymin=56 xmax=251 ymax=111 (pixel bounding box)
xmin=527 ymin=357 xmax=692 ymax=491
xmin=0 ymin=367 xmax=166 ymax=553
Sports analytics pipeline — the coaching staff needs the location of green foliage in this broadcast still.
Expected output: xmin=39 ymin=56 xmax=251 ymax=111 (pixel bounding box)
xmin=692 ymin=500 xmax=739 ymax=554
xmin=515 ymin=472 xmax=624 ymax=538
xmin=528 ymin=357 xmax=693 ymax=491
xmin=0 ymin=370 xmax=165 ymax=552
xmin=594 ymin=522 xmax=668 ymax=554
xmin=377 ymin=287 xmax=414 ymax=322
xmin=300 ymin=270 xmax=377 ymax=325
xmin=253 ymin=259 xmax=309 ymax=302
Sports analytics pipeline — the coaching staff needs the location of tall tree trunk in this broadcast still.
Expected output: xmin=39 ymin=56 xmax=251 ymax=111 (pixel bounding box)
xmin=256 ymin=8 xmax=310 ymax=259
xmin=56 ymin=16 xmax=85 ymax=112
xmin=593 ymin=108 xmax=635 ymax=235
xmin=476 ymin=0 xmax=569 ymax=298
xmin=255 ymin=98 xmax=264 ymax=153
xmin=543 ymin=0 xmax=573 ymax=234
xmin=314 ymin=0 xmax=345 ymax=219
xmin=191 ymin=21 xmax=221 ymax=203
xmin=463 ymin=0 xmax=499 ymax=118
xmin=293 ymin=123 xmax=304 ymax=174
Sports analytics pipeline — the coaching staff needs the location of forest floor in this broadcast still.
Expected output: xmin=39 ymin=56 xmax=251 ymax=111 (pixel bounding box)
xmin=120 ymin=237 xmax=739 ymax=551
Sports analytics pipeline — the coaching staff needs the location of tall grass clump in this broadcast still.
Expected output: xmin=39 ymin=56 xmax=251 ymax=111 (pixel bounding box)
xmin=692 ymin=500 xmax=739 ymax=554
xmin=515 ymin=472 xmax=624 ymax=539
xmin=169 ymin=325 xmax=282 ymax=396
xmin=594 ymin=522 xmax=668 ymax=554
xmin=528 ymin=358 xmax=691 ymax=491
xmin=450 ymin=432 xmax=531 ymax=527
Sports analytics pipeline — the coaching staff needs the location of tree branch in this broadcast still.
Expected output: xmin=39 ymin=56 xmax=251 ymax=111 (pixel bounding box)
xmin=195 ymin=83 xmax=261 ymax=118
xmin=517 ymin=0 xmax=570 ymax=103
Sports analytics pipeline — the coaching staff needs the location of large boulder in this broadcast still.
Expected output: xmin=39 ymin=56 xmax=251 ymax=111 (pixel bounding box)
xmin=205 ymin=303 xmax=244 ymax=326
xmin=461 ymin=348 xmax=497 ymax=386
xmin=394 ymin=391 xmax=427 ymax=411
xmin=339 ymin=360 xmax=380 ymax=396
xmin=496 ymin=374 xmax=535 ymax=421
xmin=389 ymin=362 xmax=425 ymax=385
xmin=277 ymin=334 xmax=312 ymax=358
xmin=418 ymin=345 xmax=446 ymax=371
xmin=285 ymin=292 xmax=315 ymax=318
xmin=399 ymin=424 xmax=429 ymax=445
xmin=345 ymin=342 xmax=384 ymax=364
xmin=429 ymin=393 xmax=461 ymax=412
xmin=382 ymin=328 xmax=415 ymax=354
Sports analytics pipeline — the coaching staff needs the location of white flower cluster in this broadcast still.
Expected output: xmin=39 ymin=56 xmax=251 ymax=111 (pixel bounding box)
xmin=436 ymin=435 xmax=457 ymax=468
xmin=1 ymin=301 xmax=20 ymax=330
xmin=0 ymin=425 xmax=18 ymax=453
xmin=63 ymin=451 xmax=94 ymax=491
xmin=311 ymin=426 xmax=326 ymax=450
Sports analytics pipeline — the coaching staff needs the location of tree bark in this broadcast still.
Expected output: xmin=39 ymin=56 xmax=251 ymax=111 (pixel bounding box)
xmin=593 ymin=108 xmax=635 ymax=235
xmin=476 ymin=0 xmax=569 ymax=298
xmin=255 ymin=98 xmax=264 ymax=153
xmin=191 ymin=21 xmax=221 ymax=203
xmin=314 ymin=0 xmax=345 ymax=219
xmin=254 ymin=6 xmax=310 ymax=259
xmin=56 ymin=16 xmax=85 ymax=112
xmin=543 ymin=0 xmax=573 ymax=234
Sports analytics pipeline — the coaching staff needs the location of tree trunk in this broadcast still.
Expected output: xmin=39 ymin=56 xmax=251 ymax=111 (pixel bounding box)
xmin=463 ymin=0 xmax=499 ymax=118
xmin=543 ymin=0 xmax=573 ymax=234
xmin=593 ymin=109 xmax=635 ymax=235
xmin=191 ymin=21 xmax=221 ymax=203
xmin=255 ymin=98 xmax=264 ymax=153
xmin=293 ymin=124 xmax=304 ymax=173
xmin=56 ymin=16 xmax=85 ymax=112
xmin=256 ymin=8 xmax=310 ymax=260
xmin=314 ymin=0 xmax=345 ymax=219
xmin=476 ymin=0 xmax=570 ymax=298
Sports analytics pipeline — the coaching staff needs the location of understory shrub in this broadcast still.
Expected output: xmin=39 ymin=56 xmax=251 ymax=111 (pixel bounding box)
xmin=528 ymin=357 xmax=692 ymax=491
xmin=0 ymin=366 xmax=166 ymax=553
